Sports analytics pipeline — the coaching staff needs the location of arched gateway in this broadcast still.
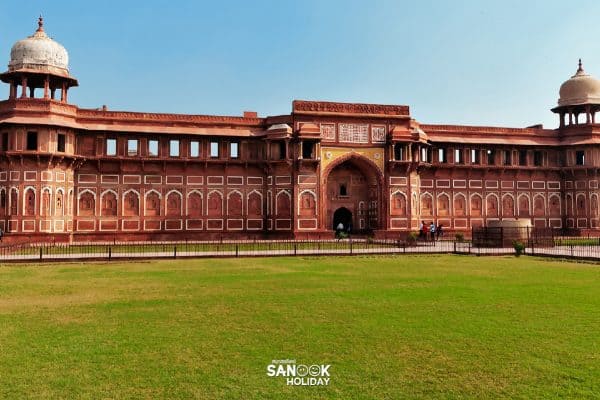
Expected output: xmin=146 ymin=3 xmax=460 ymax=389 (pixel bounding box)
xmin=322 ymin=154 xmax=384 ymax=232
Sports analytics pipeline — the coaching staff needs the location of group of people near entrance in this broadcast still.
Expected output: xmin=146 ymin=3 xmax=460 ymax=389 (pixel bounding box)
xmin=419 ymin=221 xmax=443 ymax=241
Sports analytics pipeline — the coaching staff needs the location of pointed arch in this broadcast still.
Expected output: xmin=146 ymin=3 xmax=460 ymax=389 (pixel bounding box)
xmin=123 ymin=189 xmax=140 ymax=217
xmin=565 ymin=193 xmax=573 ymax=215
xmin=298 ymin=189 xmax=317 ymax=217
xmin=247 ymin=189 xmax=263 ymax=217
xmin=227 ymin=190 xmax=243 ymax=217
xmin=23 ymin=186 xmax=36 ymax=216
xmin=420 ymin=192 xmax=433 ymax=217
xmin=144 ymin=189 xmax=161 ymax=216
xmin=187 ymin=190 xmax=203 ymax=217
xmin=276 ymin=189 xmax=291 ymax=217
xmin=77 ymin=189 xmax=96 ymax=217
xmin=390 ymin=190 xmax=407 ymax=216
xmin=207 ymin=190 xmax=223 ymax=217
xmin=517 ymin=193 xmax=531 ymax=217
xmin=9 ymin=187 xmax=18 ymax=216
xmin=166 ymin=190 xmax=183 ymax=217
xmin=486 ymin=193 xmax=499 ymax=217
xmin=437 ymin=192 xmax=451 ymax=217
xmin=533 ymin=194 xmax=546 ymax=217
xmin=100 ymin=189 xmax=118 ymax=216
xmin=470 ymin=193 xmax=483 ymax=217
xmin=453 ymin=192 xmax=466 ymax=217
xmin=358 ymin=200 xmax=366 ymax=216
xmin=576 ymin=193 xmax=587 ymax=216
xmin=502 ymin=193 xmax=515 ymax=218
xmin=55 ymin=188 xmax=65 ymax=217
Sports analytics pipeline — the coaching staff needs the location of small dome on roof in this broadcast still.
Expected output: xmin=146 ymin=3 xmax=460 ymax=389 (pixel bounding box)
xmin=558 ymin=59 xmax=600 ymax=107
xmin=8 ymin=17 xmax=70 ymax=77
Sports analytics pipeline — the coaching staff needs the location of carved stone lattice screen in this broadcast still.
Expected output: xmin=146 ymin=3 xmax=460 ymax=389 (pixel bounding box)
xmin=339 ymin=124 xmax=369 ymax=143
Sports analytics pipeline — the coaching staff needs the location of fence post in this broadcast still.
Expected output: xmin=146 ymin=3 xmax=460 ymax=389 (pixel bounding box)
xmin=350 ymin=240 xmax=353 ymax=255
xmin=173 ymin=246 xmax=177 ymax=259
xmin=236 ymin=243 xmax=239 ymax=257
xmin=39 ymin=247 xmax=42 ymax=261
xmin=453 ymin=241 xmax=456 ymax=254
xmin=571 ymin=244 xmax=574 ymax=257
xmin=294 ymin=243 xmax=297 ymax=256
xmin=108 ymin=246 xmax=112 ymax=261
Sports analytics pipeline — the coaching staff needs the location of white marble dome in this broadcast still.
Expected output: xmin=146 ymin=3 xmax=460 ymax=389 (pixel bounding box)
xmin=8 ymin=17 xmax=70 ymax=76
xmin=558 ymin=60 xmax=600 ymax=107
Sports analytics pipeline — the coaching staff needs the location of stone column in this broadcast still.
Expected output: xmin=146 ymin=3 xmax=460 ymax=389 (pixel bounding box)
xmin=20 ymin=77 xmax=27 ymax=98
xmin=568 ymin=110 xmax=573 ymax=125
xmin=43 ymin=76 xmax=50 ymax=99
xmin=9 ymin=82 xmax=16 ymax=99
xmin=559 ymin=112 xmax=565 ymax=128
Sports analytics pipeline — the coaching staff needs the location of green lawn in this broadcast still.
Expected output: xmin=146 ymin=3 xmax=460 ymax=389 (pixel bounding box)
xmin=0 ymin=255 xmax=599 ymax=399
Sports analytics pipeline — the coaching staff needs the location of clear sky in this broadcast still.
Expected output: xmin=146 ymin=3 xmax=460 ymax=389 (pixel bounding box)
xmin=0 ymin=0 xmax=598 ymax=129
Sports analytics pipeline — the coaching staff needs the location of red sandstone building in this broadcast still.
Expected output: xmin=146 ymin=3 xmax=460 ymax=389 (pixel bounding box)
xmin=0 ymin=19 xmax=599 ymax=242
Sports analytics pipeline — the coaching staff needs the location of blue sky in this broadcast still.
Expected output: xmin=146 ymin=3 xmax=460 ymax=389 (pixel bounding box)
xmin=0 ymin=1 xmax=597 ymax=128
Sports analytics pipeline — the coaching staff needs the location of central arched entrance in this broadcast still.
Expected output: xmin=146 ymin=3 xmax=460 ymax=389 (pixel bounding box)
xmin=333 ymin=207 xmax=353 ymax=231
xmin=323 ymin=154 xmax=383 ymax=233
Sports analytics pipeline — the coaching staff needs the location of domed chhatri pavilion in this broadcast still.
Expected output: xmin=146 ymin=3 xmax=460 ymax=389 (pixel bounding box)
xmin=0 ymin=19 xmax=599 ymax=242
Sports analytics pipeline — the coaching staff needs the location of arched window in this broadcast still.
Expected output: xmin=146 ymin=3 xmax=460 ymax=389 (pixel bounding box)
xmin=166 ymin=191 xmax=182 ymax=217
xmin=101 ymin=191 xmax=117 ymax=216
xmin=187 ymin=191 xmax=203 ymax=217
xmin=55 ymin=189 xmax=64 ymax=217
xmin=276 ymin=191 xmax=291 ymax=217
xmin=123 ymin=190 xmax=139 ymax=216
xmin=78 ymin=191 xmax=95 ymax=217
xmin=247 ymin=191 xmax=262 ymax=217
xmin=10 ymin=188 xmax=18 ymax=216
xmin=207 ymin=191 xmax=223 ymax=217
xmin=227 ymin=191 xmax=243 ymax=217
xmin=145 ymin=190 xmax=160 ymax=216
xmin=24 ymin=188 xmax=36 ymax=216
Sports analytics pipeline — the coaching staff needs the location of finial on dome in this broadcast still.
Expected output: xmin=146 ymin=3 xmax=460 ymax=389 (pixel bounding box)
xmin=578 ymin=58 xmax=584 ymax=73
xmin=36 ymin=15 xmax=44 ymax=32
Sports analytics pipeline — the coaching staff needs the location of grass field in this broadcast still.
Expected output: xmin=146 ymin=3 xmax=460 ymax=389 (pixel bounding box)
xmin=1 ymin=255 xmax=599 ymax=399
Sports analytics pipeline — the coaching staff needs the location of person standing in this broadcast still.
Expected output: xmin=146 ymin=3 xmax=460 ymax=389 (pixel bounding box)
xmin=436 ymin=223 xmax=443 ymax=239
xmin=423 ymin=222 xmax=429 ymax=241
xmin=430 ymin=222 xmax=436 ymax=242
xmin=336 ymin=222 xmax=344 ymax=239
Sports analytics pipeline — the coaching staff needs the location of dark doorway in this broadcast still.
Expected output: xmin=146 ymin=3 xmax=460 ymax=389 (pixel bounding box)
xmin=333 ymin=207 xmax=353 ymax=232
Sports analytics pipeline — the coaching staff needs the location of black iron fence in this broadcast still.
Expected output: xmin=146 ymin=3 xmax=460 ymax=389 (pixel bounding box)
xmin=0 ymin=236 xmax=599 ymax=262
xmin=0 ymin=239 xmax=458 ymax=261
